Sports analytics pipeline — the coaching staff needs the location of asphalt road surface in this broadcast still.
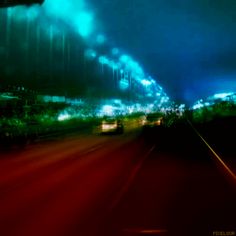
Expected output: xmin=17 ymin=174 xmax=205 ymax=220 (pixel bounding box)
xmin=0 ymin=121 xmax=235 ymax=236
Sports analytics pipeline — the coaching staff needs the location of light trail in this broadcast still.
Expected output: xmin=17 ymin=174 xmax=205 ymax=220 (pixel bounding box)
xmin=187 ymin=120 xmax=236 ymax=182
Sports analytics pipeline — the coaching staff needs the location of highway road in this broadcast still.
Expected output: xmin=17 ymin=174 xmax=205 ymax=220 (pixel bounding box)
xmin=0 ymin=121 xmax=235 ymax=236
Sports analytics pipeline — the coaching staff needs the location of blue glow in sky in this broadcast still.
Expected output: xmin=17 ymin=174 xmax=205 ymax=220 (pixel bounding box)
xmin=0 ymin=0 xmax=169 ymax=104
xmin=6 ymin=0 xmax=95 ymax=39
xmin=43 ymin=0 xmax=94 ymax=38
xmin=96 ymin=34 xmax=106 ymax=44
xmin=87 ymin=0 xmax=236 ymax=105
xmin=112 ymin=48 xmax=119 ymax=55
xmin=2 ymin=0 xmax=236 ymax=106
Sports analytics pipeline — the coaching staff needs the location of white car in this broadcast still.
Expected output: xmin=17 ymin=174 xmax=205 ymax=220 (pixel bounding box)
xmin=100 ymin=118 xmax=124 ymax=134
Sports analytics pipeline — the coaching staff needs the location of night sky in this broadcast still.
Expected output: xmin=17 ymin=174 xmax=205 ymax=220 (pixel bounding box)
xmin=89 ymin=0 xmax=236 ymax=104
xmin=1 ymin=0 xmax=236 ymax=105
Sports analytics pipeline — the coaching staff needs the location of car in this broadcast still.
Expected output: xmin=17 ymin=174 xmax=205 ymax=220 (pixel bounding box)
xmin=100 ymin=117 xmax=124 ymax=134
xmin=143 ymin=112 xmax=164 ymax=128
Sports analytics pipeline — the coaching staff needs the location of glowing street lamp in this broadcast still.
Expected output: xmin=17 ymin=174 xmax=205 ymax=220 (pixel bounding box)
xmin=120 ymin=69 xmax=124 ymax=80
xmin=99 ymin=55 xmax=109 ymax=73
xmin=75 ymin=11 xmax=94 ymax=38
xmin=84 ymin=49 xmax=97 ymax=60
xmin=141 ymin=79 xmax=152 ymax=86
xmin=120 ymin=54 xmax=131 ymax=64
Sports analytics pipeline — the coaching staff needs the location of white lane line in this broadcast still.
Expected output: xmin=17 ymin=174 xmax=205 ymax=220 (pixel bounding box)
xmin=187 ymin=120 xmax=236 ymax=181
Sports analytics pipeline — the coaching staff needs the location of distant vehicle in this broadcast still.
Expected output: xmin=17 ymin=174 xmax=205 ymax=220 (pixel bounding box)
xmin=100 ymin=117 xmax=124 ymax=134
xmin=0 ymin=0 xmax=44 ymax=8
xmin=143 ymin=112 xmax=164 ymax=129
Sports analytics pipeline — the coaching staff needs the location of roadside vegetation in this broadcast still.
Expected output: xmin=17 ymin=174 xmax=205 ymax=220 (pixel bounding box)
xmin=191 ymin=101 xmax=236 ymax=124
